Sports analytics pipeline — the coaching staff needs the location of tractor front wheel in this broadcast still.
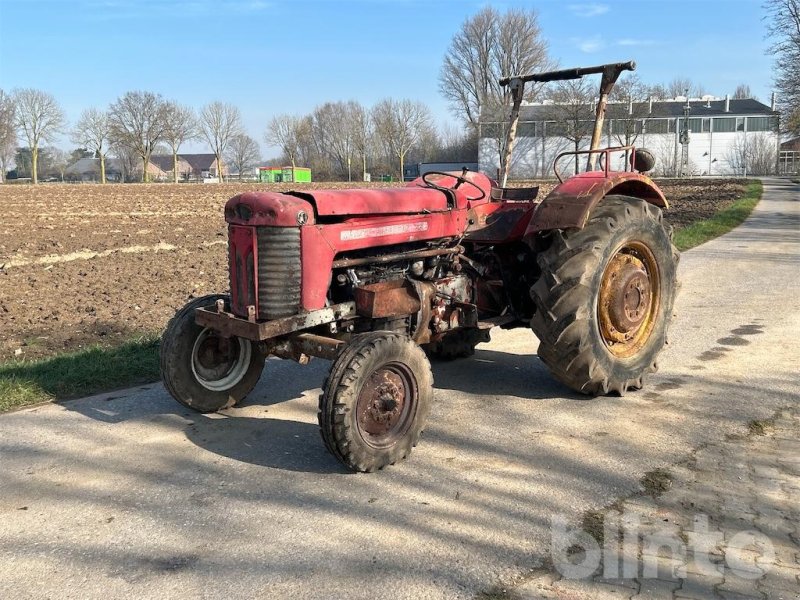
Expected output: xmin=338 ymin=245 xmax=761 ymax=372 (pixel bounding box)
xmin=530 ymin=196 xmax=679 ymax=396
xmin=318 ymin=332 xmax=433 ymax=472
xmin=160 ymin=294 xmax=266 ymax=413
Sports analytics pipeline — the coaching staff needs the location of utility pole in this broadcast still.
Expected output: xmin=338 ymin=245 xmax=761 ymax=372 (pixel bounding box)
xmin=680 ymin=90 xmax=690 ymax=177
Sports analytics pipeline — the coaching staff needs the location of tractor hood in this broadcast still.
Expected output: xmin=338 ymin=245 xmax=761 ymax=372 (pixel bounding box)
xmin=285 ymin=187 xmax=452 ymax=217
xmin=226 ymin=186 xmax=454 ymax=226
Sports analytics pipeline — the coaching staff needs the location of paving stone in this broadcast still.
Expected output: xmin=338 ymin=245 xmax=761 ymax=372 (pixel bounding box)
xmin=675 ymin=572 xmax=724 ymax=599
xmin=633 ymin=578 xmax=680 ymax=600
xmin=552 ymin=578 xmax=634 ymax=599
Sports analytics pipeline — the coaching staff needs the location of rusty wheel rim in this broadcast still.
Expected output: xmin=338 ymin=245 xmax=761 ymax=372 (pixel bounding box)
xmin=355 ymin=362 xmax=417 ymax=449
xmin=191 ymin=328 xmax=252 ymax=392
xmin=597 ymin=241 xmax=661 ymax=358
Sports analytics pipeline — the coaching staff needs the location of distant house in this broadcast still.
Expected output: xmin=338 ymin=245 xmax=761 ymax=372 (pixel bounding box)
xmin=64 ymin=157 xmax=123 ymax=182
xmin=141 ymin=153 xmax=228 ymax=181
xmin=780 ymin=137 xmax=800 ymax=174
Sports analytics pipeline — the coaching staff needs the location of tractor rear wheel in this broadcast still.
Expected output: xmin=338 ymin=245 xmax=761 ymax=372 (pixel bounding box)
xmin=530 ymin=196 xmax=679 ymax=396
xmin=318 ymin=332 xmax=433 ymax=472
xmin=160 ymin=294 xmax=266 ymax=413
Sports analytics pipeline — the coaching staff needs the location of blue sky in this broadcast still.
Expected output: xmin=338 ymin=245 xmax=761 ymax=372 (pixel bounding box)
xmin=0 ymin=0 xmax=774 ymax=157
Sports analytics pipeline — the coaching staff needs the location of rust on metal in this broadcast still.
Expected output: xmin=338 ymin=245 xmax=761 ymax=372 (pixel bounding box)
xmin=354 ymin=280 xmax=421 ymax=319
xmin=355 ymin=362 xmax=416 ymax=448
xmin=270 ymin=333 xmax=345 ymax=362
xmin=597 ymin=242 xmax=661 ymax=358
xmin=195 ymin=301 xmax=356 ymax=341
xmin=332 ymin=245 xmax=461 ymax=269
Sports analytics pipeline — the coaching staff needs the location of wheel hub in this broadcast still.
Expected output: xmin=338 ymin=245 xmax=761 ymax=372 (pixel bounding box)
xmin=191 ymin=328 xmax=252 ymax=392
xmin=357 ymin=366 xmax=411 ymax=444
xmin=597 ymin=244 xmax=660 ymax=357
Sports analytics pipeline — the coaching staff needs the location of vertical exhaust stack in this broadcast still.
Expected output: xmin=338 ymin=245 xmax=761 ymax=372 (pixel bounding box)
xmin=725 ymin=94 xmax=730 ymax=112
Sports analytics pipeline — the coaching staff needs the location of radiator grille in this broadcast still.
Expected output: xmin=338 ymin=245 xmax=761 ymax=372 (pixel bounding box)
xmin=257 ymin=227 xmax=301 ymax=319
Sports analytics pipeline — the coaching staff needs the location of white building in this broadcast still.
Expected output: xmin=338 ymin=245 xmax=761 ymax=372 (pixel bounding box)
xmin=479 ymin=97 xmax=780 ymax=179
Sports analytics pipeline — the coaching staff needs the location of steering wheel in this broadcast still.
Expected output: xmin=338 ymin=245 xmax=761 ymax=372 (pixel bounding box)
xmin=421 ymin=171 xmax=486 ymax=201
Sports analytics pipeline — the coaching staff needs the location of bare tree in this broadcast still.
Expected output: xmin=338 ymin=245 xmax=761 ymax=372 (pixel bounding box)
xmin=372 ymin=98 xmax=433 ymax=181
xmin=545 ymin=78 xmax=595 ymax=174
xmin=665 ymin=77 xmax=706 ymax=98
xmin=71 ymin=108 xmax=112 ymax=183
xmin=0 ymin=89 xmax=16 ymax=183
xmin=312 ymin=101 xmax=364 ymax=181
xmin=266 ymin=114 xmax=303 ymax=168
xmin=225 ymin=133 xmax=261 ymax=180
xmin=46 ymin=147 xmax=69 ymax=182
xmin=764 ymin=0 xmax=800 ymax=135
xmin=12 ymin=88 xmax=65 ymax=184
xmin=162 ymin=102 xmax=197 ymax=183
xmin=732 ymin=83 xmax=753 ymax=99
xmin=351 ymin=102 xmax=372 ymax=181
xmin=108 ymin=91 xmax=167 ymax=182
xmin=609 ymin=74 xmax=651 ymax=166
xmin=439 ymin=7 xmax=551 ymax=130
xmin=199 ymin=101 xmax=242 ymax=183
xmin=725 ymin=132 xmax=777 ymax=175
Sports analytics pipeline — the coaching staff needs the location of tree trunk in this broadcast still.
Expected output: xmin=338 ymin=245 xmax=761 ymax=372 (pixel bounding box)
xmin=399 ymin=153 xmax=404 ymax=183
xmin=574 ymin=139 xmax=580 ymax=175
xmin=31 ymin=146 xmax=39 ymax=184
xmin=100 ymin=154 xmax=106 ymax=184
xmin=173 ymin=150 xmax=179 ymax=183
xmin=217 ymin=154 xmax=224 ymax=182
xmin=362 ymin=154 xmax=367 ymax=182
xmin=141 ymin=156 xmax=148 ymax=183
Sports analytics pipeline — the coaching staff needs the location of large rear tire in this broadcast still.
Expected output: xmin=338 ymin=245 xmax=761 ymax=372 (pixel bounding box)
xmin=318 ymin=332 xmax=433 ymax=472
xmin=530 ymin=196 xmax=679 ymax=396
xmin=160 ymin=294 xmax=266 ymax=413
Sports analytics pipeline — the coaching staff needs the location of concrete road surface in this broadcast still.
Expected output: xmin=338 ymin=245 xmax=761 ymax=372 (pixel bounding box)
xmin=1 ymin=178 xmax=798 ymax=600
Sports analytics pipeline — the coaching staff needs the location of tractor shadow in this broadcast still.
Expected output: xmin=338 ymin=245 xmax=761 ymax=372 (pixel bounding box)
xmin=61 ymin=345 xmax=584 ymax=474
xmin=178 ymin=347 xmax=585 ymax=473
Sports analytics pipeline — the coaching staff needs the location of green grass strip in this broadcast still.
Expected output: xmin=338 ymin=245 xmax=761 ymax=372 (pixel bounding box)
xmin=0 ymin=335 xmax=160 ymax=412
xmin=672 ymin=180 xmax=763 ymax=251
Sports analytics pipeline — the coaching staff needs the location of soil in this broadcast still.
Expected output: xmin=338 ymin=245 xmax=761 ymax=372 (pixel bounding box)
xmin=0 ymin=178 xmax=750 ymax=361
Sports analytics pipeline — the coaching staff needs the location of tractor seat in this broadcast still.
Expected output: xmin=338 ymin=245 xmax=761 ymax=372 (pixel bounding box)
xmin=490 ymin=186 xmax=539 ymax=202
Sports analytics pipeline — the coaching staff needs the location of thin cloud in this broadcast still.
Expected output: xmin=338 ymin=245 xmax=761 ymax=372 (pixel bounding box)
xmin=616 ymin=38 xmax=658 ymax=47
xmin=568 ymin=3 xmax=610 ymax=17
xmin=572 ymin=35 xmax=605 ymax=53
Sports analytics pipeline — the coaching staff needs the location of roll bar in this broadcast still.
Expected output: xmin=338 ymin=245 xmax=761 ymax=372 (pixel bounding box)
xmin=497 ymin=61 xmax=636 ymax=186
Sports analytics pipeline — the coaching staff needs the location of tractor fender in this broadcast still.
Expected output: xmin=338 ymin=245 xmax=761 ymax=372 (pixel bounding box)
xmin=525 ymin=172 xmax=667 ymax=234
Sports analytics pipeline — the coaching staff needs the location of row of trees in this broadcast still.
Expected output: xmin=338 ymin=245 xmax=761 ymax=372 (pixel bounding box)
xmin=0 ymin=88 xmax=258 ymax=184
xmin=265 ymin=99 xmax=476 ymax=182
xmin=2 ymin=5 xmax=791 ymax=185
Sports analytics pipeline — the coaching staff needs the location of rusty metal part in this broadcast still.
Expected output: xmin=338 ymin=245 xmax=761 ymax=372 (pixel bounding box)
xmin=587 ymin=62 xmax=636 ymax=171
xmin=332 ymin=245 xmax=462 ymax=269
xmin=597 ymin=242 xmax=661 ymax=358
xmin=354 ymin=280 xmax=421 ymax=319
xmin=195 ymin=301 xmax=356 ymax=341
xmin=526 ymin=172 xmax=667 ymax=235
xmin=269 ymin=333 xmax=345 ymax=362
xmin=409 ymin=280 xmax=436 ymax=344
xmin=356 ymin=362 xmax=416 ymax=448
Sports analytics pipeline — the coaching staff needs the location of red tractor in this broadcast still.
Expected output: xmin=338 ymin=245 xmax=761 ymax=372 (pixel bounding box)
xmin=161 ymin=62 xmax=679 ymax=472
